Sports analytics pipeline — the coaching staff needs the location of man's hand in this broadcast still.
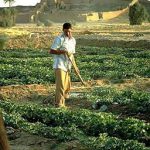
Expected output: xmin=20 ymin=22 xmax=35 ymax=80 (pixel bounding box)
xmin=63 ymin=50 xmax=72 ymax=57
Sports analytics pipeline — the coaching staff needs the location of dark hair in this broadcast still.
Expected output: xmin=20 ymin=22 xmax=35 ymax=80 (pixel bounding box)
xmin=63 ymin=22 xmax=72 ymax=30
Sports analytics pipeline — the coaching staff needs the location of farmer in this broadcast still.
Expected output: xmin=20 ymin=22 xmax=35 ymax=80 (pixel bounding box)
xmin=50 ymin=22 xmax=76 ymax=108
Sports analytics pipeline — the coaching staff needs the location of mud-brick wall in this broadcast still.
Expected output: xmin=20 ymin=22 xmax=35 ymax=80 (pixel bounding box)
xmin=83 ymin=12 xmax=99 ymax=21
xmin=39 ymin=11 xmax=89 ymax=22
xmin=102 ymin=7 xmax=128 ymax=20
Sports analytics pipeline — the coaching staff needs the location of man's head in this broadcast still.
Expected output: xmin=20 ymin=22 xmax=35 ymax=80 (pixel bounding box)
xmin=63 ymin=22 xmax=72 ymax=37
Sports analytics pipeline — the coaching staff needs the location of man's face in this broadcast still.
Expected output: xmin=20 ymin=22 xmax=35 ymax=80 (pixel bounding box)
xmin=63 ymin=28 xmax=72 ymax=37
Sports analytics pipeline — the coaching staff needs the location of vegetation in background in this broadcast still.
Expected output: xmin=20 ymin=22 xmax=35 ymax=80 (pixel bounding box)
xmin=0 ymin=8 xmax=16 ymax=27
xmin=3 ymin=0 xmax=15 ymax=7
xmin=0 ymin=46 xmax=149 ymax=86
xmin=129 ymin=2 xmax=149 ymax=25
xmin=0 ymin=34 xmax=8 ymax=49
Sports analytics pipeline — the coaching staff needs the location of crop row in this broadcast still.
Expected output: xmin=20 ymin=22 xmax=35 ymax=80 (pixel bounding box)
xmin=2 ymin=110 xmax=149 ymax=150
xmin=86 ymin=87 xmax=150 ymax=113
xmin=0 ymin=46 xmax=150 ymax=85
xmin=0 ymin=100 xmax=149 ymax=145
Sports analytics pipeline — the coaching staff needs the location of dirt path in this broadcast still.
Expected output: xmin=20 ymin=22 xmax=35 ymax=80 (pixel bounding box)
xmin=1 ymin=78 xmax=150 ymax=102
xmin=9 ymin=131 xmax=87 ymax=150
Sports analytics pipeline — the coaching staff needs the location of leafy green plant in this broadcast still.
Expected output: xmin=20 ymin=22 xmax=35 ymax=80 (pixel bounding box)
xmin=0 ymin=100 xmax=150 ymax=143
xmin=0 ymin=8 xmax=16 ymax=27
xmin=3 ymin=110 xmax=149 ymax=149
xmin=0 ymin=46 xmax=149 ymax=85
xmin=129 ymin=2 xmax=149 ymax=25
xmin=86 ymin=87 xmax=150 ymax=113
xmin=0 ymin=34 xmax=8 ymax=49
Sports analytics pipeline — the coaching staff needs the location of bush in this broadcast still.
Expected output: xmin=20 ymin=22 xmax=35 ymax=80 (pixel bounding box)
xmin=10 ymin=8 xmax=17 ymax=26
xmin=129 ymin=2 xmax=149 ymax=25
xmin=0 ymin=18 xmax=13 ymax=27
xmin=0 ymin=35 xmax=8 ymax=49
xmin=0 ymin=8 xmax=16 ymax=27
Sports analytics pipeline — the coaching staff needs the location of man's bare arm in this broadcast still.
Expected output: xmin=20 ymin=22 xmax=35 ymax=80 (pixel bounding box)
xmin=49 ymin=49 xmax=66 ymax=55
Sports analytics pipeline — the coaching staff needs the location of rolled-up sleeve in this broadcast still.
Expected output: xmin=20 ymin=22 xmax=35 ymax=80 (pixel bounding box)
xmin=51 ymin=37 xmax=61 ymax=50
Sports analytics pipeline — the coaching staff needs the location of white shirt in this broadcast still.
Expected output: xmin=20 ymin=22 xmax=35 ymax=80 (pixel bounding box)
xmin=51 ymin=33 xmax=76 ymax=72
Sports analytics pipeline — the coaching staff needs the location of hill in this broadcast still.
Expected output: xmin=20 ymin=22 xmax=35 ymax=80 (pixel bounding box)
xmin=2 ymin=0 xmax=149 ymax=23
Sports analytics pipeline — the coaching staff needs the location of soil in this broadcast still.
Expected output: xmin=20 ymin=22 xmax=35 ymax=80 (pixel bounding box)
xmin=9 ymin=131 xmax=88 ymax=150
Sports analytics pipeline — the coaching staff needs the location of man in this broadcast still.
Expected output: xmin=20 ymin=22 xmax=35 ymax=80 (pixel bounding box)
xmin=50 ymin=22 xmax=76 ymax=108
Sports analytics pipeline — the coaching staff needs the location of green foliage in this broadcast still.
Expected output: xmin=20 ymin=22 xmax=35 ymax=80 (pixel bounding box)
xmin=87 ymin=87 xmax=150 ymax=113
xmin=2 ymin=110 xmax=149 ymax=149
xmin=0 ymin=100 xmax=150 ymax=143
xmin=10 ymin=8 xmax=16 ymax=26
xmin=0 ymin=8 xmax=16 ymax=27
xmin=0 ymin=100 xmax=150 ymax=149
xmin=129 ymin=2 xmax=149 ymax=25
xmin=3 ymin=0 xmax=15 ymax=7
xmin=0 ymin=46 xmax=150 ymax=85
xmin=0 ymin=34 xmax=8 ymax=49
xmin=82 ymin=133 xmax=150 ymax=150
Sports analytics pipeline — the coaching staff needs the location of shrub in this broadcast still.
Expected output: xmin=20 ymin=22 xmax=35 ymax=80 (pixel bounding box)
xmin=0 ymin=18 xmax=13 ymax=27
xmin=0 ymin=35 xmax=8 ymax=49
xmin=10 ymin=8 xmax=17 ymax=26
xmin=129 ymin=2 xmax=149 ymax=25
xmin=0 ymin=8 xmax=16 ymax=27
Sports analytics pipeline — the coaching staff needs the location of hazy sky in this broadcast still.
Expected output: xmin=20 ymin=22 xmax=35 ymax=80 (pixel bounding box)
xmin=0 ymin=0 xmax=41 ymax=7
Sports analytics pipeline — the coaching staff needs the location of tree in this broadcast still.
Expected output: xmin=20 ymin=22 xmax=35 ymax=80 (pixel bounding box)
xmin=1 ymin=0 xmax=16 ymax=27
xmin=3 ymin=0 xmax=15 ymax=7
xmin=0 ymin=8 xmax=11 ymax=27
xmin=10 ymin=8 xmax=17 ymax=25
xmin=0 ymin=7 xmax=16 ymax=27
xmin=129 ymin=2 xmax=149 ymax=25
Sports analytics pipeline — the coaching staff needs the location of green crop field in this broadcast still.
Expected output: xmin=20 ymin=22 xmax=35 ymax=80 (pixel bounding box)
xmin=0 ymin=46 xmax=150 ymax=86
xmin=0 ymin=22 xmax=150 ymax=149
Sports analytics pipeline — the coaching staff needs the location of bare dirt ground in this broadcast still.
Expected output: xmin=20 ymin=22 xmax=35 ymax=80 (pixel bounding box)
xmin=9 ymin=131 xmax=86 ymax=150
xmin=2 ymin=20 xmax=150 ymax=49
xmin=1 ymin=78 xmax=150 ymax=102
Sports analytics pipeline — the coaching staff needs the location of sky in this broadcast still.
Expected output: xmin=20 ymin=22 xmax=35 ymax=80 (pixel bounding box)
xmin=0 ymin=0 xmax=41 ymax=7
